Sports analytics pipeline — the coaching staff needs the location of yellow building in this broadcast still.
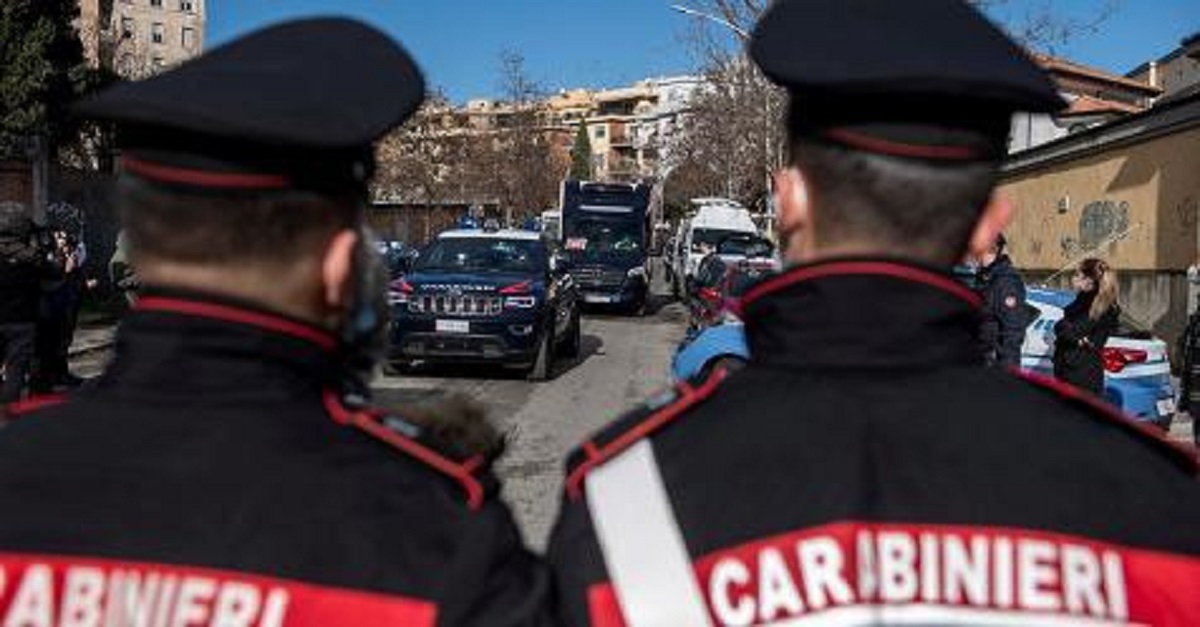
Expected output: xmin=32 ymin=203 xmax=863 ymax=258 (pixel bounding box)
xmin=999 ymin=92 xmax=1200 ymax=338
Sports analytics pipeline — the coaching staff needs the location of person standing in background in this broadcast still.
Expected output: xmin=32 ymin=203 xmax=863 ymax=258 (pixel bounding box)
xmin=0 ymin=203 xmax=57 ymax=404
xmin=1053 ymin=257 xmax=1120 ymax=395
xmin=977 ymin=233 xmax=1030 ymax=367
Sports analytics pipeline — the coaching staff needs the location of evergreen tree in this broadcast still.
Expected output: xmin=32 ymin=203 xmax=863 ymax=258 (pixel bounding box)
xmin=569 ymin=123 xmax=592 ymax=181
xmin=0 ymin=0 xmax=86 ymax=160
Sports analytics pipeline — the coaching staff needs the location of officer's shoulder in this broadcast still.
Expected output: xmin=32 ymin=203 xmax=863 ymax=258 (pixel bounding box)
xmin=1014 ymin=370 xmax=1198 ymax=474
xmin=563 ymin=369 xmax=728 ymax=500
xmin=323 ymin=391 xmax=500 ymax=511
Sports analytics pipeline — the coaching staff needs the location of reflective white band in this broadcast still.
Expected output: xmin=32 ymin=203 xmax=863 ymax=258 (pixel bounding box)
xmin=586 ymin=440 xmax=714 ymax=627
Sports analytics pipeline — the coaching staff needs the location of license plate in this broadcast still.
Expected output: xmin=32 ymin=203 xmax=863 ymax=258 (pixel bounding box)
xmin=436 ymin=319 xmax=469 ymax=334
xmin=1156 ymin=398 xmax=1176 ymax=416
xmin=584 ymin=294 xmax=613 ymax=304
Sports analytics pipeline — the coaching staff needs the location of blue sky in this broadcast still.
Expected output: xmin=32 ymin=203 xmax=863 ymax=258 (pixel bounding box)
xmin=208 ymin=1 xmax=1199 ymax=103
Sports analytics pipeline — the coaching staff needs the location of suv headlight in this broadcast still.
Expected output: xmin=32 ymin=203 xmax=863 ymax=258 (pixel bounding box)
xmin=504 ymin=296 xmax=537 ymax=309
xmin=627 ymin=266 xmax=646 ymax=279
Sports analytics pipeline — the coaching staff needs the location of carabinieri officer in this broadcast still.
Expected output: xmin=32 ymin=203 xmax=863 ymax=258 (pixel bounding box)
xmin=548 ymin=1 xmax=1200 ymax=625
xmin=0 ymin=18 xmax=553 ymax=627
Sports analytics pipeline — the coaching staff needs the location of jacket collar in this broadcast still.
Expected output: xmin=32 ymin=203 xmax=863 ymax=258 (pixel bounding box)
xmin=100 ymin=287 xmax=340 ymax=395
xmin=740 ymin=259 xmax=983 ymax=370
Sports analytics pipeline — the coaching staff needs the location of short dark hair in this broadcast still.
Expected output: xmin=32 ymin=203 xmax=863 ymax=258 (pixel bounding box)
xmin=117 ymin=177 xmax=359 ymax=265
xmin=789 ymin=136 xmax=1000 ymax=266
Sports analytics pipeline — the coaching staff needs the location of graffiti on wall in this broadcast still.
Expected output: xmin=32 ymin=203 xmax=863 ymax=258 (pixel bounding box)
xmin=1176 ymin=195 xmax=1198 ymax=231
xmin=1079 ymin=200 xmax=1130 ymax=248
xmin=1057 ymin=199 xmax=1130 ymax=259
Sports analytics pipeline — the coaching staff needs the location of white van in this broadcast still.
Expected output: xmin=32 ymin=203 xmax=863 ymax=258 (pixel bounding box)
xmin=672 ymin=199 xmax=759 ymax=285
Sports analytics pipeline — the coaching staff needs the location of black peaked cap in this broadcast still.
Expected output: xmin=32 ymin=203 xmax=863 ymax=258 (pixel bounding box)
xmin=751 ymin=0 xmax=1066 ymax=160
xmin=76 ymin=17 xmax=426 ymax=192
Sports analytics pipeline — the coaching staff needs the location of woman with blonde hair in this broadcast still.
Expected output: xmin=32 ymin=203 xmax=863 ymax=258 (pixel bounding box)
xmin=1053 ymin=258 xmax=1120 ymax=394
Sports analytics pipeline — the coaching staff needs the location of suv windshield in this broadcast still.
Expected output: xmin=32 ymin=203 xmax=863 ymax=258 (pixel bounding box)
xmin=692 ymin=228 xmax=751 ymax=252
xmin=564 ymin=217 xmax=642 ymax=262
xmin=416 ymin=237 xmax=544 ymax=273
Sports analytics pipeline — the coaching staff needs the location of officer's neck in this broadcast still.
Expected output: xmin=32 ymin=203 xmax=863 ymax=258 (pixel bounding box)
xmin=136 ymin=260 xmax=328 ymax=327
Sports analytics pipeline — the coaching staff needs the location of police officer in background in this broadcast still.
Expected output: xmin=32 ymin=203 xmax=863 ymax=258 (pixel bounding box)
xmin=549 ymin=1 xmax=1200 ymax=625
xmin=0 ymin=19 xmax=552 ymax=626
xmin=977 ymin=233 xmax=1030 ymax=367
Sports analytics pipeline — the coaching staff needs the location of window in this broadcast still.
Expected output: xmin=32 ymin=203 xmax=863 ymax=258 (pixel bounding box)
xmin=152 ymin=22 xmax=164 ymax=44
xmin=150 ymin=0 xmax=162 ymax=7
xmin=120 ymin=17 xmax=134 ymax=39
xmin=180 ymin=0 xmax=194 ymax=11
xmin=593 ymin=126 xmax=606 ymax=139
xmin=182 ymin=27 xmax=195 ymax=49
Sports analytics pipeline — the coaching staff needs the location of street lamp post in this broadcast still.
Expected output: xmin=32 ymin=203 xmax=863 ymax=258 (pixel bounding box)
xmin=670 ymin=3 xmax=776 ymax=234
xmin=669 ymin=4 xmax=750 ymax=40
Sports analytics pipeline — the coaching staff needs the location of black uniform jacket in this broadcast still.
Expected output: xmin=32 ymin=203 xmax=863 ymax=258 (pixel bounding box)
xmin=0 ymin=289 xmax=552 ymax=627
xmin=978 ymin=255 xmax=1028 ymax=368
xmin=1054 ymin=291 xmax=1120 ymax=396
xmin=549 ymin=259 xmax=1200 ymax=627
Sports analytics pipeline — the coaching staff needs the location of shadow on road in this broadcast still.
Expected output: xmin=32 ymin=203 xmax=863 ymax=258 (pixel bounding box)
xmin=383 ymin=333 xmax=606 ymax=382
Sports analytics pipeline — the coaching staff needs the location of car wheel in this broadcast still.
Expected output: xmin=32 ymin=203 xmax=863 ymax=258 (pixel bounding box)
xmin=699 ymin=355 xmax=747 ymax=381
xmin=559 ymin=308 xmax=582 ymax=358
xmin=528 ymin=329 xmax=554 ymax=381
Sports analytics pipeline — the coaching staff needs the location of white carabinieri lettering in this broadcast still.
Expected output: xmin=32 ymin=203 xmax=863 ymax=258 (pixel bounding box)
xmin=0 ymin=564 xmax=291 ymax=627
xmin=701 ymin=527 xmax=1132 ymax=625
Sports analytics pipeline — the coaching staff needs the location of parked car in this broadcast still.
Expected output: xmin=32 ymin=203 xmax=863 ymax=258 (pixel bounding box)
xmin=1022 ymin=287 xmax=1175 ymax=427
xmin=672 ymin=283 xmax=1176 ymax=428
xmin=374 ymin=239 xmax=419 ymax=278
xmin=389 ymin=229 xmax=580 ymax=380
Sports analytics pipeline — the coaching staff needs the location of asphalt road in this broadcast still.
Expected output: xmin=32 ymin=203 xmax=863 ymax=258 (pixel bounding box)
xmin=372 ymin=288 xmax=687 ymax=548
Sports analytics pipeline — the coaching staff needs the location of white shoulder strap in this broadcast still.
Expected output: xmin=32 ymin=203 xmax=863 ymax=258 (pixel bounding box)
xmin=586 ymin=440 xmax=714 ymax=627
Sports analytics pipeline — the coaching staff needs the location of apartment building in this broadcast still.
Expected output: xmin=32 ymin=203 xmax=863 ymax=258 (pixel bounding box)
xmin=545 ymin=76 xmax=703 ymax=181
xmin=78 ymin=0 xmax=206 ymax=76
xmin=1009 ymin=54 xmax=1161 ymax=153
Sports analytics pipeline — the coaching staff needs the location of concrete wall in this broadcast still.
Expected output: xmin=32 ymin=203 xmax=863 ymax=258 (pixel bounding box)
xmin=1000 ymin=125 xmax=1200 ymax=272
xmin=999 ymin=124 xmax=1200 ymax=344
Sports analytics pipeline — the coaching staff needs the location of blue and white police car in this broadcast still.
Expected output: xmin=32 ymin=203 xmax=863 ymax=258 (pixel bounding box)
xmin=1022 ymin=287 xmax=1175 ymax=427
xmin=673 ymin=285 xmax=1176 ymax=427
xmin=389 ymin=229 xmax=581 ymax=380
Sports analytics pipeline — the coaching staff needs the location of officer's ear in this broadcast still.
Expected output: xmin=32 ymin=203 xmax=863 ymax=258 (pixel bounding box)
xmin=322 ymin=228 xmax=359 ymax=310
xmin=774 ymin=166 xmax=811 ymax=260
xmin=967 ymin=193 xmax=1012 ymax=261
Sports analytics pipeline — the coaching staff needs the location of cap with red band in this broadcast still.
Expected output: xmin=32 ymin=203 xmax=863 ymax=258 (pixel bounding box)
xmin=750 ymin=0 xmax=1066 ymax=162
xmin=74 ymin=17 xmax=425 ymax=193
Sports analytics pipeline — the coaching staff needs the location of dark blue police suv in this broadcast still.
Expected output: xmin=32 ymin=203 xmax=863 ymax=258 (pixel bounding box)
xmin=389 ymin=229 xmax=581 ymax=380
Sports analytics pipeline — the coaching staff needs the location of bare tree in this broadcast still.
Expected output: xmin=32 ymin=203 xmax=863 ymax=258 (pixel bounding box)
xmin=666 ymin=0 xmax=1122 ymax=214
xmin=492 ymin=50 xmax=562 ymax=222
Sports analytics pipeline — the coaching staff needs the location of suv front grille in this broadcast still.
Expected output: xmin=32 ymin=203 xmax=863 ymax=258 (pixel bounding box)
xmin=409 ymin=294 xmax=503 ymax=316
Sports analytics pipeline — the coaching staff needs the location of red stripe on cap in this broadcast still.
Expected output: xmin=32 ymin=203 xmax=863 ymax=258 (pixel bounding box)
xmin=123 ymin=155 xmax=291 ymax=189
xmin=740 ymin=261 xmax=982 ymax=311
xmin=826 ymin=128 xmax=983 ymax=161
xmin=136 ymin=296 xmax=337 ymax=352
